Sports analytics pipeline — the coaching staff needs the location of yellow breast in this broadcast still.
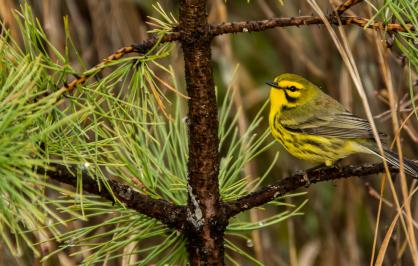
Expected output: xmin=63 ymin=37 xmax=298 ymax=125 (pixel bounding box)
xmin=269 ymin=104 xmax=361 ymax=165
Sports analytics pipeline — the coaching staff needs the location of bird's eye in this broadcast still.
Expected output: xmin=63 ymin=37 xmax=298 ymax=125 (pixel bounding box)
xmin=288 ymin=86 xmax=297 ymax=92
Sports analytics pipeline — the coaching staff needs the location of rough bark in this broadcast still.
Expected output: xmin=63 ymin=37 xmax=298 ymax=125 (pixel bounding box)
xmin=42 ymin=163 xmax=187 ymax=230
xmin=178 ymin=1 xmax=226 ymax=265
xmin=209 ymin=16 xmax=413 ymax=37
xmin=223 ymin=163 xmax=398 ymax=218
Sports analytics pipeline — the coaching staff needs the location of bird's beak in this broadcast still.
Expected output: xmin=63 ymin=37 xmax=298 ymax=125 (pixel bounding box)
xmin=266 ymin=81 xmax=280 ymax=89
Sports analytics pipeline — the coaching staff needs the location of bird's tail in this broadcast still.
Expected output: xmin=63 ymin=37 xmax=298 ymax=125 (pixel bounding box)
xmin=366 ymin=146 xmax=418 ymax=178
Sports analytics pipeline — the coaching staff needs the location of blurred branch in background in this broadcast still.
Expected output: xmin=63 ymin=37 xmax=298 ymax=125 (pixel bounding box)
xmin=336 ymin=0 xmax=363 ymax=16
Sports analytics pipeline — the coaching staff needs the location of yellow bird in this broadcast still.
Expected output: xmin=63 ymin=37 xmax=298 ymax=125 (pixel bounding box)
xmin=267 ymin=73 xmax=418 ymax=177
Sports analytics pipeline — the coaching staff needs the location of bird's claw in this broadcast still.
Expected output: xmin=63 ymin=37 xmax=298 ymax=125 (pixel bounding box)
xmin=296 ymin=170 xmax=311 ymax=188
xmin=303 ymin=172 xmax=310 ymax=188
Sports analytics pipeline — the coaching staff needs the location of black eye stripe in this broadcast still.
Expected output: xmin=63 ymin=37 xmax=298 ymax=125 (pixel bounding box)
xmin=284 ymin=90 xmax=297 ymax=103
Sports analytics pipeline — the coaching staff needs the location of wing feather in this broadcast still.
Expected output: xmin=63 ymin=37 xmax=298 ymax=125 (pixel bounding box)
xmin=280 ymin=103 xmax=386 ymax=139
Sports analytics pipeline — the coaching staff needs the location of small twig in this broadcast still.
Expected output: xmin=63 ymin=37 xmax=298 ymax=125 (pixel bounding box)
xmin=365 ymin=183 xmax=418 ymax=229
xmin=365 ymin=182 xmax=395 ymax=207
xmin=61 ymin=33 xmax=181 ymax=92
xmin=390 ymin=107 xmax=418 ymax=147
xmin=41 ymin=163 xmax=187 ymax=230
xmin=223 ymin=163 xmax=400 ymax=218
xmin=336 ymin=0 xmax=364 ymax=16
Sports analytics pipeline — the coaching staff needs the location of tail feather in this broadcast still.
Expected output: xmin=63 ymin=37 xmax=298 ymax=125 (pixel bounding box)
xmin=368 ymin=147 xmax=418 ymax=178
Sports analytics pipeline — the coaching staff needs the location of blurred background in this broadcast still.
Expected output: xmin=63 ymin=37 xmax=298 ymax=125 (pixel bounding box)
xmin=0 ymin=0 xmax=417 ymax=265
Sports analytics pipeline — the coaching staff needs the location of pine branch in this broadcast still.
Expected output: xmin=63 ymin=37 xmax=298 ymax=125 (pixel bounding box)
xmin=223 ymin=163 xmax=399 ymax=218
xmin=209 ymin=15 xmax=413 ymax=37
xmin=62 ymin=15 xmax=413 ymax=92
xmin=63 ymin=33 xmax=181 ymax=93
xmin=42 ymin=163 xmax=187 ymax=230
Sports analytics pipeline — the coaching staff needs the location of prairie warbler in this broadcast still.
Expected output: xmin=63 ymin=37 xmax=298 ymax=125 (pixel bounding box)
xmin=267 ymin=73 xmax=418 ymax=177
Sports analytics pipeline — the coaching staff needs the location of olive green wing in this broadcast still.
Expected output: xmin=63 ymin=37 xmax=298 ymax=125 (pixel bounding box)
xmin=279 ymin=97 xmax=386 ymax=139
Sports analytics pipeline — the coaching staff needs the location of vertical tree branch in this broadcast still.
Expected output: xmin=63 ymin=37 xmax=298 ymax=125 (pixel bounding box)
xmin=179 ymin=1 xmax=226 ymax=264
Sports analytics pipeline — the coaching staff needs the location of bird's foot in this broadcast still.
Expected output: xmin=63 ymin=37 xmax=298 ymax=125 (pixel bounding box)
xmin=295 ymin=169 xmax=311 ymax=188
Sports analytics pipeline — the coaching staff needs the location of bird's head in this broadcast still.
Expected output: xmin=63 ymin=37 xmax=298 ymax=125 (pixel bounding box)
xmin=266 ymin=73 xmax=320 ymax=109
